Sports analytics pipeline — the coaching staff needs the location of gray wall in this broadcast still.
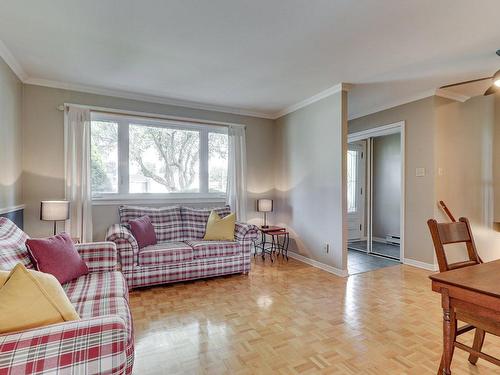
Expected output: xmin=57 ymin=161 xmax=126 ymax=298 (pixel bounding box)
xmin=274 ymin=91 xmax=348 ymax=271
xmin=372 ymin=133 xmax=401 ymax=239
xmin=22 ymin=84 xmax=275 ymax=239
xmin=349 ymin=97 xmax=436 ymax=265
xmin=0 ymin=56 xmax=23 ymax=210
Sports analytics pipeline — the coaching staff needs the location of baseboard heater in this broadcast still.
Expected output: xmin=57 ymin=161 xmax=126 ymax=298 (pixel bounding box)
xmin=385 ymin=234 xmax=400 ymax=245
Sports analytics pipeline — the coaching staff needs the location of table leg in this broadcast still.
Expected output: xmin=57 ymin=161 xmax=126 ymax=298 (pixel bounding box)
xmin=270 ymin=235 xmax=275 ymax=263
xmin=261 ymin=232 xmax=266 ymax=261
xmin=284 ymin=233 xmax=289 ymax=260
xmin=440 ymin=289 xmax=455 ymax=375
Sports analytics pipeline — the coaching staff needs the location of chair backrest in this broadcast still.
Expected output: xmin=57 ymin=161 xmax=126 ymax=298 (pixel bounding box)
xmin=427 ymin=217 xmax=481 ymax=272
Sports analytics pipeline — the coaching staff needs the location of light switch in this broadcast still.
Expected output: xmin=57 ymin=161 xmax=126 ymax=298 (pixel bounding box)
xmin=415 ymin=167 xmax=426 ymax=177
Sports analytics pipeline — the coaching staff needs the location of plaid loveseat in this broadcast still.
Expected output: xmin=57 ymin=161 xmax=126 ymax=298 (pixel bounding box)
xmin=105 ymin=205 xmax=258 ymax=289
xmin=0 ymin=217 xmax=134 ymax=375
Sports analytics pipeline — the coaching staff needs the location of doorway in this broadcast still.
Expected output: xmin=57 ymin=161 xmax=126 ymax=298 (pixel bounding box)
xmin=346 ymin=122 xmax=405 ymax=275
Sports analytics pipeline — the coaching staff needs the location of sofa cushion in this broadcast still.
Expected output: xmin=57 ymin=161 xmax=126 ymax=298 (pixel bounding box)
xmin=26 ymin=233 xmax=89 ymax=284
xmin=138 ymin=242 xmax=193 ymax=266
xmin=203 ymin=211 xmax=236 ymax=241
xmin=0 ymin=264 xmax=79 ymax=334
xmin=0 ymin=217 xmax=33 ymax=271
xmin=74 ymin=296 xmax=133 ymax=344
xmin=63 ymin=271 xmax=128 ymax=303
xmin=180 ymin=205 xmax=231 ymax=240
xmin=185 ymin=240 xmax=241 ymax=259
xmin=129 ymin=215 xmax=157 ymax=249
xmin=119 ymin=205 xmax=183 ymax=242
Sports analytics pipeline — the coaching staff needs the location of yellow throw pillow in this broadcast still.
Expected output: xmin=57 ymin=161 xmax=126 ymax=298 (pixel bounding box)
xmin=203 ymin=211 xmax=236 ymax=241
xmin=0 ymin=264 xmax=79 ymax=334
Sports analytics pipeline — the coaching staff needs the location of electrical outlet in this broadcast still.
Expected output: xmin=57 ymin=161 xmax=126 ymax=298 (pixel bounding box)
xmin=324 ymin=243 xmax=330 ymax=254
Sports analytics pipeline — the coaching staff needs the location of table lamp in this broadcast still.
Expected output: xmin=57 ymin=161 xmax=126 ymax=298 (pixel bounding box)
xmin=257 ymin=199 xmax=273 ymax=228
xmin=40 ymin=201 xmax=70 ymax=235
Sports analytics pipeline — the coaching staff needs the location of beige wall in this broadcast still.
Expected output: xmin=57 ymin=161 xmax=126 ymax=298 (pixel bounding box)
xmin=274 ymin=91 xmax=348 ymax=272
xmin=495 ymin=94 xmax=500 ymax=224
xmin=22 ymin=84 xmax=275 ymax=239
xmin=0 ymin=56 xmax=23 ymax=210
xmin=14 ymin=77 xmax=500 ymax=270
xmin=349 ymin=97 xmax=436 ymax=266
xmin=434 ymin=95 xmax=500 ymax=262
xmin=350 ymin=94 xmax=500 ymax=267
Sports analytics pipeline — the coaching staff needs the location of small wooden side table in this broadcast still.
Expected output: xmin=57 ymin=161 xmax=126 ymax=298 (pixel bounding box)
xmin=254 ymin=226 xmax=288 ymax=262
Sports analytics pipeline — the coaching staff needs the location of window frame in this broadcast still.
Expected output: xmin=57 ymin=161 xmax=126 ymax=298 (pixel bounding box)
xmin=90 ymin=112 xmax=228 ymax=202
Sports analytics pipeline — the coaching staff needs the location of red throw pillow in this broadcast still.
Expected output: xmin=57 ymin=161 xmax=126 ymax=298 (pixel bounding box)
xmin=129 ymin=215 xmax=157 ymax=249
xmin=26 ymin=233 xmax=88 ymax=284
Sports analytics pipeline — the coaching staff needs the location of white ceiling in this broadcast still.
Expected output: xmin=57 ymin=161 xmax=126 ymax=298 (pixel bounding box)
xmin=1 ymin=0 xmax=500 ymax=119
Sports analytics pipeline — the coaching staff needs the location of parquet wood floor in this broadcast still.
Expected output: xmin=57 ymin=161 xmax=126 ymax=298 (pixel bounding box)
xmin=129 ymin=257 xmax=500 ymax=374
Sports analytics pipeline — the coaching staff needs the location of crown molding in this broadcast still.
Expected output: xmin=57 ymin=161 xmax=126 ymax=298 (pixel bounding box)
xmin=0 ymin=40 xmax=28 ymax=81
xmin=272 ymin=83 xmax=352 ymax=119
xmin=24 ymin=77 xmax=276 ymax=119
xmin=0 ymin=35 xmax=452 ymax=122
xmin=348 ymin=89 xmax=436 ymax=120
xmin=434 ymin=88 xmax=470 ymax=103
xmin=0 ymin=37 xmax=275 ymax=119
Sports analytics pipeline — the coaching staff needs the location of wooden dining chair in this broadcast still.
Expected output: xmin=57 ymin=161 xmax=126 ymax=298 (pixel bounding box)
xmin=427 ymin=217 xmax=489 ymax=371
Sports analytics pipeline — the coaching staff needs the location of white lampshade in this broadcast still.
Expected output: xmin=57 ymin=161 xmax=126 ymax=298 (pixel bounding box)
xmin=40 ymin=201 xmax=70 ymax=221
xmin=257 ymin=199 xmax=273 ymax=212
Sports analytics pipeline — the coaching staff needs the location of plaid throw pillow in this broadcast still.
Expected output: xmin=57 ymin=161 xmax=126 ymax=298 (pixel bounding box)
xmin=0 ymin=217 xmax=33 ymax=271
xmin=119 ymin=206 xmax=183 ymax=242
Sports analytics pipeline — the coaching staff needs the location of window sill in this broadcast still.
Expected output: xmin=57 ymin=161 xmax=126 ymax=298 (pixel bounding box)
xmin=91 ymin=195 xmax=226 ymax=206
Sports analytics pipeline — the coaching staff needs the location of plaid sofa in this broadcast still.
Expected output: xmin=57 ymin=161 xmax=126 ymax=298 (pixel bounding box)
xmin=0 ymin=217 xmax=134 ymax=375
xmin=105 ymin=205 xmax=258 ymax=289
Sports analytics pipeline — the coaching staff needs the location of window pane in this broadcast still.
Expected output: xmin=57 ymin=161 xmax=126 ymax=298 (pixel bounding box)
xmin=347 ymin=149 xmax=358 ymax=213
xmin=90 ymin=121 xmax=118 ymax=194
xmin=208 ymin=132 xmax=228 ymax=193
xmin=129 ymin=124 xmax=200 ymax=193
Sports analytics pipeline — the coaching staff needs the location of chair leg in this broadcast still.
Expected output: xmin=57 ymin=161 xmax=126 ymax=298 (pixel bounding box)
xmin=468 ymin=329 xmax=486 ymax=365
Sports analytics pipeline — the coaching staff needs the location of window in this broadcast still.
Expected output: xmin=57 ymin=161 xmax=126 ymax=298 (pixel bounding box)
xmin=90 ymin=112 xmax=229 ymax=199
xmin=347 ymin=149 xmax=358 ymax=213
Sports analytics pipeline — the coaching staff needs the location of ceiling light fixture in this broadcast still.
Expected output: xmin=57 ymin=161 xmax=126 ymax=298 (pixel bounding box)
xmin=440 ymin=50 xmax=500 ymax=96
xmin=494 ymin=70 xmax=500 ymax=87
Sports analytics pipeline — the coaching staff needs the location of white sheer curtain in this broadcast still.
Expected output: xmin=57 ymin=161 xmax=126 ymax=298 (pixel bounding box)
xmin=226 ymin=125 xmax=247 ymax=221
xmin=64 ymin=106 xmax=93 ymax=242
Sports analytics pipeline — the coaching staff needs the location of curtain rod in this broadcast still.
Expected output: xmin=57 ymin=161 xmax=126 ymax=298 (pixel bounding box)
xmin=57 ymin=103 xmax=246 ymax=129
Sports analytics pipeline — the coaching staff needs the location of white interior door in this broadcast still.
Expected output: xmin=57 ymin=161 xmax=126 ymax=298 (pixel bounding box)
xmin=347 ymin=141 xmax=366 ymax=241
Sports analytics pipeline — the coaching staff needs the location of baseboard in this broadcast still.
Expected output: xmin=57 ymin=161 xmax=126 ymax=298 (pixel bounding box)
xmin=403 ymin=258 xmax=438 ymax=271
xmin=288 ymin=251 xmax=348 ymax=277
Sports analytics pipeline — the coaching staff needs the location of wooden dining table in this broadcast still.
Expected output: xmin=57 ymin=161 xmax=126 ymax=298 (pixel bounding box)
xmin=430 ymin=260 xmax=500 ymax=374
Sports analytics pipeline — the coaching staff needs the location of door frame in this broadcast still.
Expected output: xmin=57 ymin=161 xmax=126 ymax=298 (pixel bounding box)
xmin=347 ymin=121 xmax=405 ymax=262
xmin=347 ymin=140 xmax=366 ymax=241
